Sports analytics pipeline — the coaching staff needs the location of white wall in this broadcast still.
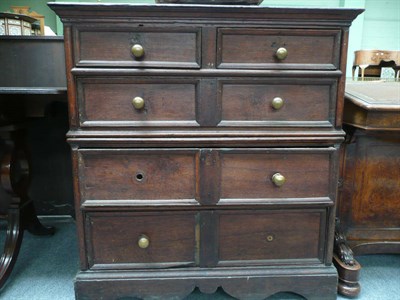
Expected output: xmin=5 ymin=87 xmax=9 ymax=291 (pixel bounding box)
xmin=361 ymin=0 xmax=400 ymax=50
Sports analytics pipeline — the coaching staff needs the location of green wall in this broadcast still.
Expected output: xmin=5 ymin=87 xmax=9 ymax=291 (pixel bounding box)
xmin=1 ymin=0 xmax=399 ymax=77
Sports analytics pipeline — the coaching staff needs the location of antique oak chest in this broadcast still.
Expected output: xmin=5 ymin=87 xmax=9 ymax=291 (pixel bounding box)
xmin=49 ymin=3 xmax=362 ymax=299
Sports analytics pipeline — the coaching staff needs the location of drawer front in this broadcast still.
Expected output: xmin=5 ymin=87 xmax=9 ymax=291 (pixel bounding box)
xmin=77 ymin=148 xmax=335 ymax=206
xmin=220 ymin=149 xmax=332 ymax=202
xmin=76 ymin=76 xmax=337 ymax=129
xmin=77 ymin=77 xmax=198 ymax=127
xmin=218 ymin=210 xmax=324 ymax=264
xmin=86 ymin=212 xmax=197 ymax=269
xmin=78 ymin=149 xmax=198 ymax=205
xmin=219 ymin=78 xmax=336 ymax=127
xmin=217 ymin=28 xmax=340 ymax=69
xmin=74 ymin=26 xmax=201 ymax=68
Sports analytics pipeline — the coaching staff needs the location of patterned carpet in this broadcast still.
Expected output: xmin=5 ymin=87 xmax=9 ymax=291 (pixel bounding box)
xmin=0 ymin=218 xmax=399 ymax=299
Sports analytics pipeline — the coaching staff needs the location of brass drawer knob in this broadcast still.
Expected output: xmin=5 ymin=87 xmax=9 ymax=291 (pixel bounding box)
xmin=266 ymin=235 xmax=274 ymax=242
xmin=131 ymin=44 xmax=144 ymax=58
xmin=138 ymin=234 xmax=150 ymax=249
xmin=132 ymin=96 xmax=145 ymax=110
xmin=276 ymin=47 xmax=288 ymax=60
xmin=272 ymin=173 xmax=286 ymax=187
xmin=271 ymin=97 xmax=284 ymax=110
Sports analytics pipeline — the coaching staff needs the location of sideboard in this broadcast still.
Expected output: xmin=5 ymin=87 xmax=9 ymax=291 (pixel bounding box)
xmin=334 ymin=79 xmax=400 ymax=297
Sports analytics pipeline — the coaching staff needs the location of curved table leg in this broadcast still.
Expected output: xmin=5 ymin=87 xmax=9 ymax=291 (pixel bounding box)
xmin=0 ymin=202 xmax=23 ymax=289
xmin=0 ymin=128 xmax=54 ymax=290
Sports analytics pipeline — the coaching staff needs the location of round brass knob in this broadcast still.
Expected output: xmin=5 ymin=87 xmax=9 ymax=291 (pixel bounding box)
xmin=272 ymin=173 xmax=286 ymax=187
xmin=266 ymin=235 xmax=274 ymax=242
xmin=276 ymin=47 xmax=288 ymax=60
xmin=132 ymin=96 xmax=145 ymax=110
xmin=271 ymin=97 xmax=284 ymax=110
xmin=131 ymin=44 xmax=144 ymax=58
xmin=138 ymin=234 xmax=150 ymax=249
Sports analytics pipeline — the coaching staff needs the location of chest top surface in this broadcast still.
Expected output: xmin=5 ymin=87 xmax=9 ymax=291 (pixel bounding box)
xmin=48 ymin=2 xmax=363 ymax=24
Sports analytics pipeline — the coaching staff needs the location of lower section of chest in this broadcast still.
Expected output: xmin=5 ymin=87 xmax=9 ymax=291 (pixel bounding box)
xmin=74 ymin=146 xmax=339 ymax=299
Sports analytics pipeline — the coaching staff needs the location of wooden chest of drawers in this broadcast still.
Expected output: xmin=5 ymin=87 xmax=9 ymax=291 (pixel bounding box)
xmin=49 ymin=3 xmax=362 ymax=299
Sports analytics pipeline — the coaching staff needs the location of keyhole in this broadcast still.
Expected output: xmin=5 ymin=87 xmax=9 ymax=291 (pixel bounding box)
xmin=135 ymin=172 xmax=145 ymax=182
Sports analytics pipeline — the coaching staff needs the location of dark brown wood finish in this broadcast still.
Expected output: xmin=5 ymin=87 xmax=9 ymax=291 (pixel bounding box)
xmin=335 ymin=28 xmax=350 ymax=127
xmin=79 ymin=149 xmax=198 ymax=203
xmin=75 ymin=73 xmax=341 ymax=130
xmin=49 ymin=2 xmax=362 ymax=299
xmin=198 ymin=79 xmax=219 ymax=126
xmin=219 ymin=149 xmax=332 ymax=200
xmin=78 ymin=77 xmax=199 ymax=126
xmin=86 ymin=211 xmax=198 ymax=269
xmin=340 ymin=134 xmax=400 ymax=238
xmin=217 ymin=28 xmax=341 ymax=70
xmin=219 ymin=77 xmax=337 ymax=126
xmin=198 ymin=149 xmax=221 ymax=205
xmin=0 ymin=36 xmax=68 ymax=288
xmin=74 ymin=26 xmax=201 ymax=68
xmin=0 ymin=36 xmax=66 ymax=88
xmin=217 ymin=210 xmax=325 ymax=264
xmin=335 ymin=80 xmax=400 ymax=297
xmin=198 ymin=211 xmax=219 ymax=267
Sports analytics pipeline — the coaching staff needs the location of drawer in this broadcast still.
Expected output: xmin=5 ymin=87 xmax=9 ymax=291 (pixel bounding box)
xmin=74 ymin=26 xmax=201 ymax=68
xmin=217 ymin=210 xmax=325 ymax=264
xmin=77 ymin=77 xmax=199 ymax=127
xmin=219 ymin=149 xmax=334 ymax=203
xmin=86 ymin=212 xmax=197 ymax=269
xmin=218 ymin=78 xmax=337 ymax=128
xmin=78 ymin=149 xmax=198 ymax=205
xmin=77 ymin=76 xmax=337 ymax=129
xmin=77 ymin=148 xmax=336 ymax=206
xmin=217 ymin=28 xmax=340 ymax=70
